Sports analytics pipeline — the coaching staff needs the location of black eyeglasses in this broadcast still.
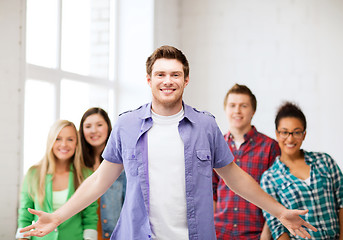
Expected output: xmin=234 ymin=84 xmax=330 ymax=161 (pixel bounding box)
xmin=277 ymin=130 xmax=305 ymax=139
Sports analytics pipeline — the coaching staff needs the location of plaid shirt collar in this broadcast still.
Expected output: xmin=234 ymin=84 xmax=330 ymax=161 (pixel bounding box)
xmin=275 ymin=150 xmax=314 ymax=175
xmin=225 ymin=125 xmax=258 ymax=143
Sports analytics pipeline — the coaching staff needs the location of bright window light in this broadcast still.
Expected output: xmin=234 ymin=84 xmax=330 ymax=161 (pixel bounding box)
xmin=60 ymin=79 xmax=110 ymax=128
xmin=26 ymin=0 xmax=59 ymax=67
xmin=61 ymin=0 xmax=91 ymax=76
xmin=23 ymin=80 xmax=55 ymax=173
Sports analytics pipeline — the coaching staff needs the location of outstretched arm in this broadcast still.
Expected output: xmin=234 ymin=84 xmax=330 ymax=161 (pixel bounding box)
xmin=21 ymin=160 xmax=123 ymax=238
xmin=214 ymin=162 xmax=317 ymax=239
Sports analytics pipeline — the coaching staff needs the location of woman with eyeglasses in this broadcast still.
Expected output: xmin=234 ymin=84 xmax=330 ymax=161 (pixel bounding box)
xmin=260 ymin=102 xmax=343 ymax=240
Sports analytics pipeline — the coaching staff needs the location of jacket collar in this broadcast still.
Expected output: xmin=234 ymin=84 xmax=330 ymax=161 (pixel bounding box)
xmin=45 ymin=164 xmax=74 ymax=211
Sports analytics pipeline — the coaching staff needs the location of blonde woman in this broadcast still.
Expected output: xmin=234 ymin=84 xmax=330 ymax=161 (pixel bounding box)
xmin=16 ymin=120 xmax=98 ymax=240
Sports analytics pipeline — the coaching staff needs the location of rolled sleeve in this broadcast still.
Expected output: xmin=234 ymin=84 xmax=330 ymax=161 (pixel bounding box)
xmin=212 ymin=124 xmax=234 ymax=168
xmin=260 ymin=173 xmax=288 ymax=239
xmin=83 ymin=229 xmax=97 ymax=240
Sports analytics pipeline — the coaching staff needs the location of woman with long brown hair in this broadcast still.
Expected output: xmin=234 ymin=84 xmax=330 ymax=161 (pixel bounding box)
xmin=79 ymin=108 xmax=126 ymax=240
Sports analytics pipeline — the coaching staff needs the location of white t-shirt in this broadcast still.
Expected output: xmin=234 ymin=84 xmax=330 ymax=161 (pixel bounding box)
xmin=303 ymin=171 xmax=311 ymax=185
xmin=148 ymin=108 xmax=189 ymax=240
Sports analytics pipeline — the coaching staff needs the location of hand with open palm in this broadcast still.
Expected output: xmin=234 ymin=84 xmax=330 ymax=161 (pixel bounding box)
xmin=20 ymin=208 xmax=62 ymax=238
xmin=278 ymin=209 xmax=317 ymax=238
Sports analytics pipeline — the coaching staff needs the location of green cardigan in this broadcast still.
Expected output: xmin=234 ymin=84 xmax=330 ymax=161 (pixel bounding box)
xmin=18 ymin=165 xmax=98 ymax=240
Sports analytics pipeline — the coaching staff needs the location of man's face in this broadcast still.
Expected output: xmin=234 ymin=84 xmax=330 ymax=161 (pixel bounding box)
xmin=225 ymin=93 xmax=255 ymax=132
xmin=147 ymin=58 xmax=189 ymax=114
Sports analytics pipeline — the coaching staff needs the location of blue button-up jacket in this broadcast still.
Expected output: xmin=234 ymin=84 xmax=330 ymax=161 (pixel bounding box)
xmin=102 ymin=102 xmax=233 ymax=240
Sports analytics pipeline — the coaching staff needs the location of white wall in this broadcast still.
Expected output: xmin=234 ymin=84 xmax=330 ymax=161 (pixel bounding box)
xmin=154 ymin=0 xmax=181 ymax=48
xmin=172 ymin=0 xmax=343 ymax=168
xmin=0 ymin=0 xmax=25 ymax=238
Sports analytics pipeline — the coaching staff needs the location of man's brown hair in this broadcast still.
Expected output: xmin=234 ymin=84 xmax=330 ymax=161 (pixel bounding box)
xmin=223 ymin=83 xmax=257 ymax=112
xmin=146 ymin=45 xmax=189 ymax=78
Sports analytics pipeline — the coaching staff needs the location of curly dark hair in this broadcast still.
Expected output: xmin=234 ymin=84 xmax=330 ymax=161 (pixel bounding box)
xmin=275 ymin=102 xmax=307 ymax=130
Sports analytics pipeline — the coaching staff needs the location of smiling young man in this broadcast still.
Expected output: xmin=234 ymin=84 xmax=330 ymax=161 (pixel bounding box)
xmin=213 ymin=84 xmax=280 ymax=240
xmin=20 ymin=46 xmax=316 ymax=240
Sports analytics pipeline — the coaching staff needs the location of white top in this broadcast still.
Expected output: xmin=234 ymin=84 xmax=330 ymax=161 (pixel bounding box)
xmin=52 ymin=188 xmax=68 ymax=211
xmin=148 ymin=108 xmax=189 ymax=240
xmin=304 ymin=175 xmax=311 ymax=185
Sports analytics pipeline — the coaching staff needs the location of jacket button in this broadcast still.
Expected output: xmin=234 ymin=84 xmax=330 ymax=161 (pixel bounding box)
xmin=103 ymin=219 xmax=108 ymax=223
xmin=102 ymin=204 xmax=106 ymax=208
xmin=105 ymin=233 xmax=109 ymax=237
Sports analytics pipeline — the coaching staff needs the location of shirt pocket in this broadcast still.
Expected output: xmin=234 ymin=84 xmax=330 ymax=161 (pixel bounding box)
xmin=123 ymin=149 xmax=138 ymax=176
xmin=196 ymin=149 xmax=212 ymax=177
xmin=316 ymin=166 xmax=333 ymax=192
xmin=276 ymin=181 xmax=300 ymax=209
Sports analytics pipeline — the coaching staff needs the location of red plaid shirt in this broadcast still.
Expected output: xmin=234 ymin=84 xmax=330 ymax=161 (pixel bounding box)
xmin=213 ymin=126 xmax=280 ymax=240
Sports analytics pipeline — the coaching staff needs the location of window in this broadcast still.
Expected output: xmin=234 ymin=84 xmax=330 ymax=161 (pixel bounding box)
xmin=24 ymin=80 xmax=56 ymax=171
xmin=24 ymin=0 xmax=153 ymax=173
xmin=24 ymin=0 xmax=116 ymax=173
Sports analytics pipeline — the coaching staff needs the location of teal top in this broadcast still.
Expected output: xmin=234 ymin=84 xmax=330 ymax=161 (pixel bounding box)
xmin=18 ymin=164 xmax=98 ymax=240
xmin=261 ymin=151 xmax=343 ymax=240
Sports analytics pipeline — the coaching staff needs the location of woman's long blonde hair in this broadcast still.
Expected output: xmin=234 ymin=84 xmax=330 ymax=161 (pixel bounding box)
xmin=27 ymin=120 xmax=86 ymax=207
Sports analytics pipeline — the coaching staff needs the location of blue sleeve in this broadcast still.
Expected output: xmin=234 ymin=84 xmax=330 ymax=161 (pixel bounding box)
xmin=102 ymin=121 xmax=123 ymax=164
xmin=212 ymin=120 xmax=234 ymax=169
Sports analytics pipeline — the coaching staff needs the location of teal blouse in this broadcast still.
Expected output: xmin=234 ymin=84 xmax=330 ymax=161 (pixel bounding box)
xmin=261 ymin=151 xmax=343 ymax=239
